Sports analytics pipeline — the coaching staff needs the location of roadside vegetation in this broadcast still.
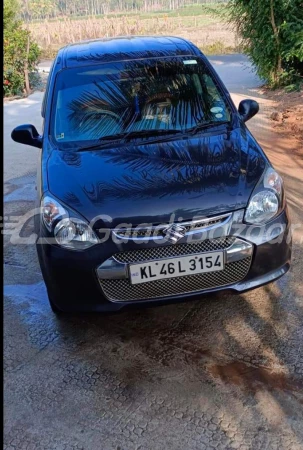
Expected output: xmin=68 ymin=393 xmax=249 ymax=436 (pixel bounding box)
xmin=228 ymin=0 xmax=303 ymax=89
xmin=19 ymin=0 xmax=227 ymax=20
xmin=4 ymin=0 xmax=40 ymax=97
xmin=27 ymin=3 xmax=236 ymax=59
xmin=3 ymin=0 xmax=302 ymax=97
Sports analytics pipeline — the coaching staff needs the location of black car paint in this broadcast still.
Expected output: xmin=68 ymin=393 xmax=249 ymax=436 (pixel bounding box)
xmin=46 ymin=126 xmax=266 ymax=228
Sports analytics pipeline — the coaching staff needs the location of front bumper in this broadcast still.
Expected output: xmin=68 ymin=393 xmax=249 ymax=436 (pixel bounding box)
xmin=37 ymin=208 xmax=292 ymax=312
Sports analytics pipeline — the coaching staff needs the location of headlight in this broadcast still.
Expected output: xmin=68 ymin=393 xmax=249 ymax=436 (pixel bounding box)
xmin=41 ymin=196 xmax=67 ymax=231
xmin=54 ymin=218 xmax=98 ymax=249
xmin=245 ymin=167 xmax=284 ymax=224
xmin=263 ymin=167 xmax=283 ymax=195
xmin=245 ymin=191 xmax=279 ymax=223
xmin=41 ymin=195 xmax=98 ymax=250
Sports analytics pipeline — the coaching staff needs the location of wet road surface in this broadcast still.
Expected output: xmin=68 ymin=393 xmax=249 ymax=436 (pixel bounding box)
xmin=4 ymin=55 xmax=303 ymax=449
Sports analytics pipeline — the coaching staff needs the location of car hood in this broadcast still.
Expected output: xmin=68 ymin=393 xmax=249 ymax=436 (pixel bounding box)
xmin=47 ymin=127 xmax=267 ymax=228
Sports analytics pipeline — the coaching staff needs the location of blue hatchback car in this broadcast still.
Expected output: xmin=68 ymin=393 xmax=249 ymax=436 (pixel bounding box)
xmin=11 ymin=36 xmax=291 ymax=312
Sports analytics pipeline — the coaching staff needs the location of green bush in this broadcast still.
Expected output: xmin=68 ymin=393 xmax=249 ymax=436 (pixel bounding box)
xmin=4 ymin=0 xmax=41 ymax=97
xmin=4 ymin=0 xmax=18 ymax=28
xmin=228 ymin=0 xmax=303 ymax=88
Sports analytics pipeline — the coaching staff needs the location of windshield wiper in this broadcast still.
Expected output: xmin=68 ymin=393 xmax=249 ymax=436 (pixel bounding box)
xmin=75 ymin=123 xmax=231 ymax=152
xmin=187 ymin=120 xmax=231 ymax=135
xmin=123 ymin=129 xmax=184 ymax=139
xmin=76 ymin=129 xmax=184 ymax=152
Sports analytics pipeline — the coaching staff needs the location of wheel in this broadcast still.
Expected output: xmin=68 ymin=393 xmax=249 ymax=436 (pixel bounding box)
xmin=46 ymin=288 xmax=66 ymax=314
xmin=36 ymin=240 xmax=67 ymax=314
xmin=48 ymin=295 xmax=64 ymax=314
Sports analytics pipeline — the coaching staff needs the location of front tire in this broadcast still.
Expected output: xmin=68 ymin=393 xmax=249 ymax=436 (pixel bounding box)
xmin=36 ymin=241 xmax=66 ymax=314
xmin=47 ymin=290 xmax=65 ymax=314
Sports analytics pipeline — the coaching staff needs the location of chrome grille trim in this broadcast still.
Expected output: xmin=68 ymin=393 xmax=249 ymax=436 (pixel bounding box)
xmin=96 ymin=237 xmax=253 ymax=302
xmin=99 ymin=257 xmax=252 ymax=302
xmin=113 ymin=237 xmax=235 ymax=264
xmin=112 ymin=213 xmax=232 ymax=241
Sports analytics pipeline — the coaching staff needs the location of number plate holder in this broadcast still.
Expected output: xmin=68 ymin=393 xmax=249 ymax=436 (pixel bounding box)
xmin=129 ymin=251 xmax=224 ymax=285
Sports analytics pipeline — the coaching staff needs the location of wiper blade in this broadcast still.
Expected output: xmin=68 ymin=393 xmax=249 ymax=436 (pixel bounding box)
xmin=123 ymin=129 xmax=184 ymax=139
xmin=76 ymin=129 xmax=183 ymax=151
xmin=75 ymin=124 xmax=230 ymax=152
xmin=187 ymin=120 xmax=231 ymax=135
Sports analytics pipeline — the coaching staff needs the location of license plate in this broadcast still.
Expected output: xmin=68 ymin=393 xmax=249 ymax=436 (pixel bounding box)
xmin=129 ymin=251 xmax=224 ymax=285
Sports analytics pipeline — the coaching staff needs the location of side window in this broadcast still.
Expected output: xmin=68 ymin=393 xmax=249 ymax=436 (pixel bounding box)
xmin=41 ymin=61 xmax=55 ymax=119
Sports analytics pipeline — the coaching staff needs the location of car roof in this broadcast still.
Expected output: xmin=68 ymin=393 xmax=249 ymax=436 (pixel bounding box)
xmin=57 ymin=35 xmax=203 ymax=68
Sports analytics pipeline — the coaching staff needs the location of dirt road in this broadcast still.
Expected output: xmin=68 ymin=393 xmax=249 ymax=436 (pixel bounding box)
xmin=4 ymin=55 xmax=303 ymax=449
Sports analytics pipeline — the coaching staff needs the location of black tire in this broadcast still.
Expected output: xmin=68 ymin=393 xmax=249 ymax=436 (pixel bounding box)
xmin=48 ymin=295 xmax=64 ymax=314
xmin=46 ymin=288 xmax=66 ymax=314
xmin=36 ymin=241 xmax=66 ymax=314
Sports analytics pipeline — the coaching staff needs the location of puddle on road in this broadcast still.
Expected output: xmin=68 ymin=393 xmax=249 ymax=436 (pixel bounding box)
xmin=4 ymin=184 xmax=36 ymax=202
xmin=4 ymin=281 xmax=62 ymax=351
xmin=209 ymin=360 xmax=303 ymax=394
xmin=4 ymin=173 xmax=36 ymax=202
xmin=4 ymin=281 xmax=49 ymax=319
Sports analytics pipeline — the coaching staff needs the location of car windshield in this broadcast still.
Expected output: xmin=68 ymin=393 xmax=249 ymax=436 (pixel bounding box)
xmin=50 ymin=56 xmax=231 ymax=148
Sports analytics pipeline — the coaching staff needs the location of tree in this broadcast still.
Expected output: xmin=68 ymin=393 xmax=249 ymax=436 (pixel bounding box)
xmin=28 ymin=0 xmax=55 ymax=19
xmin=4 ymin=0 xmax=19 ymax=28
xmin=228 ymin=0 xmax=303 ymax=87
xmin=4 ymin=0 xmax=40 ymax=96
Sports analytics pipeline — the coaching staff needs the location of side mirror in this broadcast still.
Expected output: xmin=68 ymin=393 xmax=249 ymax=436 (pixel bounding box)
xmin=11 ymin=124 xmax=42 ymax=149
xmin=238 ymin=99 xmax=259 ymax=122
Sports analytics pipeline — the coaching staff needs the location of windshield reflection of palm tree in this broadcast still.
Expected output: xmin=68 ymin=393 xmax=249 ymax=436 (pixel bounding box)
xmin=67 ymin=61 xmax=214 ymax=139
xmin=67 ymin=79 xmax=135 ymax=139
xmin=64 ymin=61 xmax=265 ymax=202
xmin=132 ymin=82 xmax=141 ymax=116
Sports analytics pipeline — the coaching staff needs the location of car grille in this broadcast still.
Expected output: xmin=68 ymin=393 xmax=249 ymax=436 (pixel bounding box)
xmin=100 ymin=258 xmax=251 ymax=302
xmin=114 ymin=214 xmax=230 ymax=239
xmin=99 ymin=238 xmax=252 ymax=302
xmin=114 ymin=237 xmax=235 ymax=264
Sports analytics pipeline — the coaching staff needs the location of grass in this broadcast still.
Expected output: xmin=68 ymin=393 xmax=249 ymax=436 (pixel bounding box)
xmin=29 ymin=4 xmax=238 ymax=59
xmin=202 ymin=41 xmax=240 ymax=55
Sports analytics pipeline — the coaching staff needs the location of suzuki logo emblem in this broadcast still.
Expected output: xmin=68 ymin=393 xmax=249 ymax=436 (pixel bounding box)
xmin=162 ymin=224 xmax=186 ymax=244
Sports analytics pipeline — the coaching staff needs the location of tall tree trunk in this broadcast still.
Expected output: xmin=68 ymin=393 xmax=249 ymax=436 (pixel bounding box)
xmin=24 ymin=34 xmax=31 ymax=95
xmin=270 ymin=0 xmax=282 ymax=80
